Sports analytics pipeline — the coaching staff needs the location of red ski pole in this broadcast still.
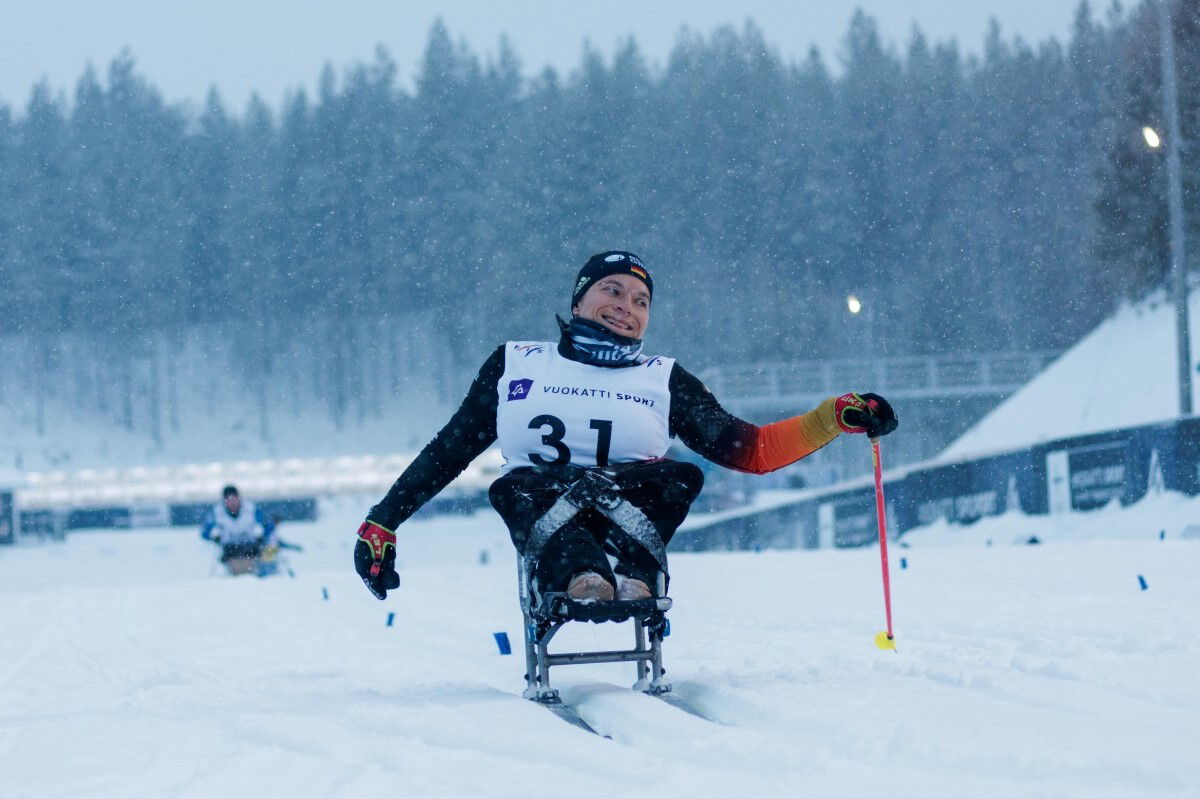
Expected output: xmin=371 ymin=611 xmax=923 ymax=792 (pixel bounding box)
xmin=871 ymin=436 xmax=897 ymax=651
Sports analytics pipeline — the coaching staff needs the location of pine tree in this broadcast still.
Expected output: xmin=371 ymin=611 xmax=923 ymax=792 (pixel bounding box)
xmin=0 ymin=102 xmax=18 ymax=332
xmin=183 ymin=88 xmax=238 ymax=321
xmin=1095 ymin=0 xmax=1199 ymax=297
xmin=14 ymin=81 xmax=70 ymax=333
xmin=836 ymin=11 xmax=904 ymax=353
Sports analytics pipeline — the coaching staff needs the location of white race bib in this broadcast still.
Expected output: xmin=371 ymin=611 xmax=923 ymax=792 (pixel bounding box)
xmin=208 ymin=500 xmax=262 ymax=544
xmin=495 ymin=342 xmax=673 ymax=472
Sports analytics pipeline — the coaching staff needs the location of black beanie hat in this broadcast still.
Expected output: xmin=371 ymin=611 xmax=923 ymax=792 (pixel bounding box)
xmin=571 ymin=251 xmax=653 ymax=308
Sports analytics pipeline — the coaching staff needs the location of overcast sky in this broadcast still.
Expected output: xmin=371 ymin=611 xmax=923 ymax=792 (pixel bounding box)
xmin=2 ymin=1 xmax=1088 ymax=112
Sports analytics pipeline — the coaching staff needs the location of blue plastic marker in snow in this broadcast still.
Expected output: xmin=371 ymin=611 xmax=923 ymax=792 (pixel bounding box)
xmin=321 ymin=587 xmax=329 ymax=601
xmin=1138 ymin=575 xmax=1148 ymax=591
xmin=386 ymin=612 xmax=395 ymax=626
xmin=1160 ymin=530 xmax=1166 ymax=540
xmin=493 ymin=632 xmax=512 ymax=655
xmin=900 ymin=557 xmax=908 ymax=570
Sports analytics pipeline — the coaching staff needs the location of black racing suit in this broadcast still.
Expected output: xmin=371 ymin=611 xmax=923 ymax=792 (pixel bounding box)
xmin=367 ymin=332 xmax=801 ymax=592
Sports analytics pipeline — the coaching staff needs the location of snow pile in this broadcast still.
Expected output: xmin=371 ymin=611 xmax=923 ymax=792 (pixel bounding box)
xmin=943 ymin=286 xmax=1200 ymax=461
xmin=1 ymin=501 xmax=1198 ymax=797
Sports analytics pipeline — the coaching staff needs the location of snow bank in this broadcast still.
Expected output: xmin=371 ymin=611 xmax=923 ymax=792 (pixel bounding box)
xmin=944 ymin=286 xmax=1200 ymax=461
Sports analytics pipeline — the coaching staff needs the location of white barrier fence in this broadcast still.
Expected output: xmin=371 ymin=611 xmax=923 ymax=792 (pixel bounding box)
xmin=15 ymin=449 xmax=505 ymax=509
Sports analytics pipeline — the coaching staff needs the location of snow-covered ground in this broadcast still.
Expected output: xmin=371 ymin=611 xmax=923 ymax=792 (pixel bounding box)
xmin=2 ymin=497 xmax=1198 ymax=798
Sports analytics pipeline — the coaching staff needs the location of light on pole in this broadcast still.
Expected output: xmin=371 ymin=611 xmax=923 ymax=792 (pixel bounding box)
xmin=1156 ymin=0 xmax=1192 ymax=416
xmin=1142 ymin=126 xmax=1162 ymax=148
xmin=847 ymin=294 xmax=863 ymax=315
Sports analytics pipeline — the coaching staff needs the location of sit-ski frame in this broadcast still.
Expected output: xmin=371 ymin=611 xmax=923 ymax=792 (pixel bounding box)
xmin=519 ymin=561 xmax=673 ymax=704
xmin=516 ymin=467 xmax=675 ymax=705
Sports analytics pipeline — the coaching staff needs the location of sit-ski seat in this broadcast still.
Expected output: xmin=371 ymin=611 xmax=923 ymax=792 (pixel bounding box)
xmin=517 ymin=467 xmax=674 ymax=705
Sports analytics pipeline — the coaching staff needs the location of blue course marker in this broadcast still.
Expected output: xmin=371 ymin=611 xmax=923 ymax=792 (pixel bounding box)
xmin=321 ymin=587 xmax=329 ymax=601
xmin=386 ymin=612 xmax=396 ymax=626
xmin=1160 ymin=530 xmax=1166 ymax=540
xmin=900 ymin=557 xmax=908 ymax=570
xmin=493 ymin=632 xmax=512 ymax=655
xmin=1138 ymin=575 xmax=1148 ymax=591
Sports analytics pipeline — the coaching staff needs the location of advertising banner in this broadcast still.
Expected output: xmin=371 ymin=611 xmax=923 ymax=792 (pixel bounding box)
xmin=0 ymin=491 xmax=13 ymax=545
xmin=818 ymin=489 xmax=877 ymax=548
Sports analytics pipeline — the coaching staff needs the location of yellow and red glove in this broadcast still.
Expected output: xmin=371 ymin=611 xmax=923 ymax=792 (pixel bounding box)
xmin=354 ymin=521 xmax=400 ymax=600
xmin=833 ymin=392 xmax=898 ymax=438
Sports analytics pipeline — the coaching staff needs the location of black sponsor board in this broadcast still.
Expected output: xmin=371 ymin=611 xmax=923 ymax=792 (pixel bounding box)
xmin=674 ymin=501 xmax=818 ymax=552
xmin=819 ymin=489 xmax=877 ymax=548
xmin=169 ymin=498 xmax=318 ymax=526
xmin=898 ymin=450 xmax=1039 ymax=531
xmin=1158 ymin=417 xmax=1200 ymax=495
xmin=17 ymin=509 xmax=64 ymax=538
xmin=1058 ymin=440 xmax=1129 ymax=511
xmin=0 ymin=491 xmax=14 ymax=545
xmin=1037 ymin=423 xmax=1174 ymax=513
xmin=68 ymin=506 xmax=132 ymax=529
xmin=411 ymin=491 xmax=489 ymax=518
xmin=13 ymin=497 xmax=319 ymax=532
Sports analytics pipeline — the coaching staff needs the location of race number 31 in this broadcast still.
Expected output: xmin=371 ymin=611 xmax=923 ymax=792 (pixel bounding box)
xmin=528 ymin=415 xmax=613 ymax=466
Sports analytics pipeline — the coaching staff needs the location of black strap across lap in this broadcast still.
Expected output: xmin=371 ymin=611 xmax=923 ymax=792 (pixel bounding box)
xmin=522 ymin=466 xmax=669 ymax=576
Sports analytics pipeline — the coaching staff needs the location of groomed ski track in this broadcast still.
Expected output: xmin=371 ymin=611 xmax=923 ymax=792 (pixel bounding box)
xmin=2 ymin=499 xmax=1198 ymax=798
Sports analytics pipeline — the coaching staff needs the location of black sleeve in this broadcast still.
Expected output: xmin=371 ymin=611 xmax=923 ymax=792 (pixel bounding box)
xmin=367 ymin=346 xmax=503 ymax=530
xmin=668 ymin=362 xmax=761 ymax=472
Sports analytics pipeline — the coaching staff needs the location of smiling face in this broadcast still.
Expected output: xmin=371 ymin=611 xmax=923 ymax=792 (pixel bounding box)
xmin=572 ymin=273 xmax=651 ymax=339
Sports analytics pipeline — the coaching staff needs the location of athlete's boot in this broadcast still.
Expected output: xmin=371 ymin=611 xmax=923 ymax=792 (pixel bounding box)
xmin=615 ymin=575 xmax=652 ymax=600
xmin=567 ymin=571 xmax=615 ymax=601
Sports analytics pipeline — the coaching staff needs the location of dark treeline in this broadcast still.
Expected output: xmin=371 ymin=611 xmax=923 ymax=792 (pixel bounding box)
xmin=0 ymin=2 xmax=1197 ymax=437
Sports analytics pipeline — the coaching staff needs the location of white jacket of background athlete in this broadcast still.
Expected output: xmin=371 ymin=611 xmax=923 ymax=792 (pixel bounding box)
xmin=201 ymin=500 xmax=266 ymax=546
xmin=495 ymin=341 xmax=674 ymax=472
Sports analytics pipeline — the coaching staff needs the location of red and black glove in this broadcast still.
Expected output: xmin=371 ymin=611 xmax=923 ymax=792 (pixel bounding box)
xmin=834 ymin=392 xmax=898 ymax=438
xmin=354 ymin=521 xmax=400 ymax=600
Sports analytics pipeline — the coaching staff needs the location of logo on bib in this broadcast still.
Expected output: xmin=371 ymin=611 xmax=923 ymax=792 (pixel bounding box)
xmin=507 ymin=378 xmax=533 ymax=401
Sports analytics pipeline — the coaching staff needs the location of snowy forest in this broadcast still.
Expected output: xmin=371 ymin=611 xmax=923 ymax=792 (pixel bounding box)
xmin=0 ymin=1 xmax=1197 ymax=451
